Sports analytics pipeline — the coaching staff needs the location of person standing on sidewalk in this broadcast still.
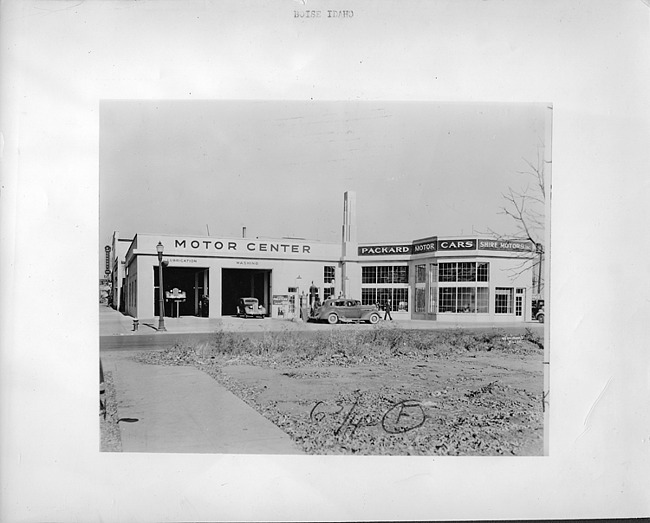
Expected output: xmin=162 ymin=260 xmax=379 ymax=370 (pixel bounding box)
xmin=384 ymin=299 xmax=393 ymax=321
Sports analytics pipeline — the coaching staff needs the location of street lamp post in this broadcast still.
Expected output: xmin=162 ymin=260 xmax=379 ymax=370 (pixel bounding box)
xmin=156 ymin=242 xmax=167 ymax=332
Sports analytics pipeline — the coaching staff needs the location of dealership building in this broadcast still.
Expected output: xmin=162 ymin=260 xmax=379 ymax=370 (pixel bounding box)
xmin=109 ymin=192 xmax=541 ymax=322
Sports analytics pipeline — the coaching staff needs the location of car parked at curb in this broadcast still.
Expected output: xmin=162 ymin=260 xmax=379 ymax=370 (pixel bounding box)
xmin=313 ymin=298 xmax=381 ymax=325
xmin=532 ymin=299 xmax=545 ymax=323
xmin=236 ymin=297 xmax=266 ymax=318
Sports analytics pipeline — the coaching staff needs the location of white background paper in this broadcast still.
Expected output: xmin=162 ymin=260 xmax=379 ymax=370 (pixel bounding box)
xmin=1 ymin=0 xmax=649 ymax=521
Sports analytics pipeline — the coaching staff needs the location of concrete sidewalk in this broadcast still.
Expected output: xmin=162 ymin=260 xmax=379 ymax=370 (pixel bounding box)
xmin=100 ymin=304 xmax=543 ymax=337
xmin=99 ymin=304 xmax=308 ymax=337
xmin=103 ymin=353 xmax=303 ymax=454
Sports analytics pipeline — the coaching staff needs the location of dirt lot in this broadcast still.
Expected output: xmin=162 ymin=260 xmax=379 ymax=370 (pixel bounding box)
xmin=133 ymin=326 xmax=545 ymax=456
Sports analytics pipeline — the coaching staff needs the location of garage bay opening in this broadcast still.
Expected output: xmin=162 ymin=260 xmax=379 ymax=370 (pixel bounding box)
xmin=222 ymin=268 xmax=271 ymax=316
xmin=154 ymin=267 xmax=209 ymax=317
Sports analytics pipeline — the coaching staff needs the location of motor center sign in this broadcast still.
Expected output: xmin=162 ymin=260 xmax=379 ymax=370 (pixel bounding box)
xmin=137 ymin=236 xmax=338 ymax=259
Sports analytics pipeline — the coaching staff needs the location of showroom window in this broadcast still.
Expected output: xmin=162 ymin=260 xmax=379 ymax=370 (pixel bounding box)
xmin=458 ymin=262 xmax=476 ymax=282
xmin=438 ymin=287 xmax=457 ymax=313
xmin=362 ymin=266 xmax=376 ymax=284
xmin=457 ymin=287 xmax=476 ymax=313
xmin=477 ymin=262 xmax=489 ymax=282
xmin=439 ymin=262 xmax=490 ymax=283
xmin=393 ymin=288 xmax=409 ymax=311
xmin=477 ymin=288 xmax=489 ymax=313
xmin=439 ymin=263 xmax=457 ymax=282
xmin=361 ymin=287 xmax=409 ymax=311
xmin=361 ymin=265 xmax=409 ymax=311
xmin=438 ymin=286 xmax=489 ymax=314
xmin=378 ymin=266 xmax=392 ymax=283
xmin=362 ymin=265 xmax=409 ymax=284
xmin=392 ymin=266 xmax=409 ymax=284
xmin=362 ymin=288 xmax=377 ymax=305
xmin=495 ymin=287 xmax=514 ymax=314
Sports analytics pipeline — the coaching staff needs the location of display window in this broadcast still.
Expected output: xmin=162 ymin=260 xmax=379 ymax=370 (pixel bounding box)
xmin=477 ymin=288 xmax=489 ymax=313
xmin=439 ymin=262 xmax=489 ymax=283
xmin=361 ymin=266 xmax=376 ymax=284
xmin=438 ymin=286 xmax=489 ymax=314
xmin=495 ymin=287 xmax=514 ymax=314
xmin=361 ymin=265 xmax=409 ymax=311
xmin=438 ymin=287 xmax=457 ymax=312
xmin=439 ymin=263 xmax=457 ymax=282
xmin=362 ymin=265 xmax=409 ymax=284
xmin=361 ymin=287 xmax=409 ymax=311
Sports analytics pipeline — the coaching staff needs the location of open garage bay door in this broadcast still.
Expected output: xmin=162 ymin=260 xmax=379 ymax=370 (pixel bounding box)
xmin=154 ymin=266 xmax=209 ymax=317
xmin=221 ymin=268 xmax=271 ymax=316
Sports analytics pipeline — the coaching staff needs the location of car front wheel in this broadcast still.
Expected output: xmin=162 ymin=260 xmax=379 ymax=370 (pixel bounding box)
xmin=327 ymin=313 xmax=338 ymax=325
xmin=537 ymin=313 xmax=545 ymax=323
xmin=368 ymin=313 xmax=380 ymax=325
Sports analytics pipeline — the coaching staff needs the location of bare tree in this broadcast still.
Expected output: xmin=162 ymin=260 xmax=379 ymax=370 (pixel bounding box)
xmin=486 ymin=146 xmax=547 ymax=295
xmin=502 ymin=148 xmax=546 ymax=246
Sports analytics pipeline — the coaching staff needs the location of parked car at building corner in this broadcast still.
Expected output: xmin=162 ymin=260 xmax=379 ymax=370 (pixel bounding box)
xmin=313 ymin=298 xmax=381 ymax=324
xmin=532 ymin=299 xmax=545 ymax=323
xmin=236 ymin=297 xmax=266 ymax=318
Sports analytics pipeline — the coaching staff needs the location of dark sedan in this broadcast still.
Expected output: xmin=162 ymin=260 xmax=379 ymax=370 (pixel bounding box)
xmin=313 ymin=298 xmax=381 ymax=324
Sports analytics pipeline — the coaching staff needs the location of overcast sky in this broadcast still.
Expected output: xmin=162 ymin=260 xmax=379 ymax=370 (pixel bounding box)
xmin=99 ymin=100 xmax=548 ymax=272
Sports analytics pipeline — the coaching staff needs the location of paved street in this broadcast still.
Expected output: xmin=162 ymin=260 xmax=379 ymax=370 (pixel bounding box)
xmin=100 ymin=305 xmax=544 ymax=351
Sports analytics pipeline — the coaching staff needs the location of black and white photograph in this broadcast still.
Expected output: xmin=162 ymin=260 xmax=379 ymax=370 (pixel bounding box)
xmin=99 ymin=100 xmax=550 ymax=456
xmin=2 ymin=0 xmax=649 ymax=521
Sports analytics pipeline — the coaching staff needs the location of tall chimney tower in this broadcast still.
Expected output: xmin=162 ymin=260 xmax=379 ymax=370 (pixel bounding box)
xmin=343 ymin=191 xmax=357 ymax=243
xmin=341 ymin=191 xmax=359 ymax=297
xmin=342 ymin=190 xmax=357 ymax=250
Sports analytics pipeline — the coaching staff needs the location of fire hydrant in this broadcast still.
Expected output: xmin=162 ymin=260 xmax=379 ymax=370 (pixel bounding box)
xmin=132 ymin=318 xmax=139 ymax=331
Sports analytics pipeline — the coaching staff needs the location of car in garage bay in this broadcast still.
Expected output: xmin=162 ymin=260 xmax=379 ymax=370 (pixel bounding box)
xmin=236 ymin=297 xmax=266 ymax=318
